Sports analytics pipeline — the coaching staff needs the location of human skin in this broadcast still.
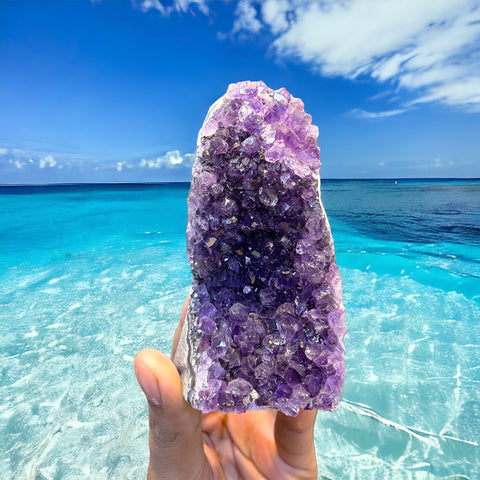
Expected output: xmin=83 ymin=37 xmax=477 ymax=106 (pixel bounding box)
xmin=134 ymin=296 xmax=318 ymax=480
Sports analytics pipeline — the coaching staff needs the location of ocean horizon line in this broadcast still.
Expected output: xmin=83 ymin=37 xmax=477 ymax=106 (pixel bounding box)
xmin=1 ymin=177 xmax=480 ymax=188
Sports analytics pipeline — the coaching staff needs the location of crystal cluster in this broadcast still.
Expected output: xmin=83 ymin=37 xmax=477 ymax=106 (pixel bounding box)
xmin=173 ymin=81 xmax=346 ymax=415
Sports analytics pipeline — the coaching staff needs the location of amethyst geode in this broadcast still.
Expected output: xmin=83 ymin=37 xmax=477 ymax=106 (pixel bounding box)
xmin=173 ymin=80 xmax=346 ymax=415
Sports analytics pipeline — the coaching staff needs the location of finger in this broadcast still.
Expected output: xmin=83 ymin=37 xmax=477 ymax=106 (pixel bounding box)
xmin=171 ymin=295 xmax=190 ymax=359
xmin=274 ymin=409 xmax=318 ymax=473
xmin=134 ymin=349 xmax=211 ymax=480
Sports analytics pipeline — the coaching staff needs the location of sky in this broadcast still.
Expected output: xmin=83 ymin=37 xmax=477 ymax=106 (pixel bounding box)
xmin=1 ymin=0 xmax=480 ymax=184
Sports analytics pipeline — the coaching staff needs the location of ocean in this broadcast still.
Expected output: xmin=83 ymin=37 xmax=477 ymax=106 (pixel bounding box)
xmin=1 ymin=179 xmax=479 ymax=479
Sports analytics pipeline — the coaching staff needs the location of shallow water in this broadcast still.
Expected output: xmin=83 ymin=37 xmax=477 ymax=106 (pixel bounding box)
xmin=1 ymin=180 xmax=479 ymax=479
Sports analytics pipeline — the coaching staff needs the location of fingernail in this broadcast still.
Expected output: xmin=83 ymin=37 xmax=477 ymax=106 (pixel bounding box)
xmin=135 ymin=360 xmax=162 ymax=407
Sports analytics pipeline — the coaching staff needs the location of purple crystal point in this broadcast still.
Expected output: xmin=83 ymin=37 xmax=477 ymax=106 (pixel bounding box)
xmin=174 ymin=80 xmax=346 ymax=415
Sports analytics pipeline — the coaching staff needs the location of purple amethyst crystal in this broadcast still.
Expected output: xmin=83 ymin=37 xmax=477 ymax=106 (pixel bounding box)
xmin=173 ymin=80 xmax=346 ymax=416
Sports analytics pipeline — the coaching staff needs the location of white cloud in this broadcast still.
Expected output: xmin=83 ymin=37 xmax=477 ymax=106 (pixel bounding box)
xmin=367 ymin=90 xmax=397 ymax=102
xmin=180 ymin=0 xmax=208 ymax=16
xmin=9 ymin=159 xmax=26 ymax=169
xmin=255 ymin=0 xmax=480 ymax=112
xmin=349 ymin=108 xmax=411 ymax=119
xmin=183 ymin=153 xmax=194 ymax=164
xmin=39 ymin=155 xmax=56 ymax=168
xmin=141 ymin=0 xmax=165 ymax=14
xmin=0 ymin=147 xmax=7 ymax=155
xmin=406 ymin=157 xmax=456 ymax=170
xmin=139 ymin=150 xmax=193 ymax=168
xmin=12 ymin=148 xmax=29 ymax=155
xmin=2 ymin=145 xmax=195 ymax=178
xmin=233 ymin=0 xmax=262 ymax=34
xmin=140 ymin=158 xmax=160 ymax=168
xmin=410 ymin=77 xmax=480 ymax=112
xmin=136 ymin=0 xmax=480 ymax=111
xmin=261 ymin=0 xmax=290 ymax=35
xmin=141 ymin=0 xmax=209 ymax=16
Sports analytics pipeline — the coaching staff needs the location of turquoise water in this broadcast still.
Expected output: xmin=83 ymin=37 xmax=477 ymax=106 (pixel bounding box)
xmin=1 ymin=180 xmax=479 ymax=479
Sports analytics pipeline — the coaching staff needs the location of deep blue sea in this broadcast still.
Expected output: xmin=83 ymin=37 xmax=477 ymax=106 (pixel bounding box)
xmin=1 ymin=179 xmax=479 ymax=479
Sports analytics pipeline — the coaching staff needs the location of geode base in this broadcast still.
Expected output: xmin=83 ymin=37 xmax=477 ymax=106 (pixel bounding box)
xmin=173 ymin=81 xmax=346 ymax=416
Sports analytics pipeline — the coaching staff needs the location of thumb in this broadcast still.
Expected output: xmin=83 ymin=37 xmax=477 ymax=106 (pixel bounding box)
xmin=134 ymin=349 xmax=211 ymax=480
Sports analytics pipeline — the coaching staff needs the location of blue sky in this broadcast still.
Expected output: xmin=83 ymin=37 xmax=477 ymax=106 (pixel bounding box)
xmin=1 ymin=0 xmax=479 ymax=184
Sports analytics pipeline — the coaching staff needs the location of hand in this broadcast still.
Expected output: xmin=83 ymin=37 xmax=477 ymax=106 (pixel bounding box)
xmin=134 ymin=296 xmax=318 ymax=480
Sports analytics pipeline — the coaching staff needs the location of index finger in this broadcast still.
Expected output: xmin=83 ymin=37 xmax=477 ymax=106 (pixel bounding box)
xmin=274 ymin=409 xmax=318 ymax=474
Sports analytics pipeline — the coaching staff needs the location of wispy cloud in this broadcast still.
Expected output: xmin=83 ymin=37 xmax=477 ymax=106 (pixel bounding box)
xmin=233 ymin=0 xmax=263 ymax=34
xmin=1 ymin=146 xmax=194 ymax=174
xmin=1 ymin=145 xmax=195 ymax=183
xmin=116 ymin=161 xmax=127 ymax=172
xmin=39 ymin=155 xmax=57 ymax=168
xmin=138 ymin=150 xmax=193 ymax=168
xmin=8 ymin=159 xmax=26 ymax=169
xmin=5 ymin=153 xmax=56 ymax=170
xmin=228 ymin=0 xmax=480 ymax=113
xmin=2 ymin=150 xmax=68 ymax=173
xmin=260 ymin=0 xmax=290 ymax=35
xmin=140 ymin=0 xmax=209 ymax=16
xmin=134 ymin=0 xmax=480 ymax=112
xmin=406 ymin=157 xmax=455 ymax=170
xmin=348 ymin=108 xmax=411 ymax=119
xmin=367 ymin=90 xmax=398 ymax=102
